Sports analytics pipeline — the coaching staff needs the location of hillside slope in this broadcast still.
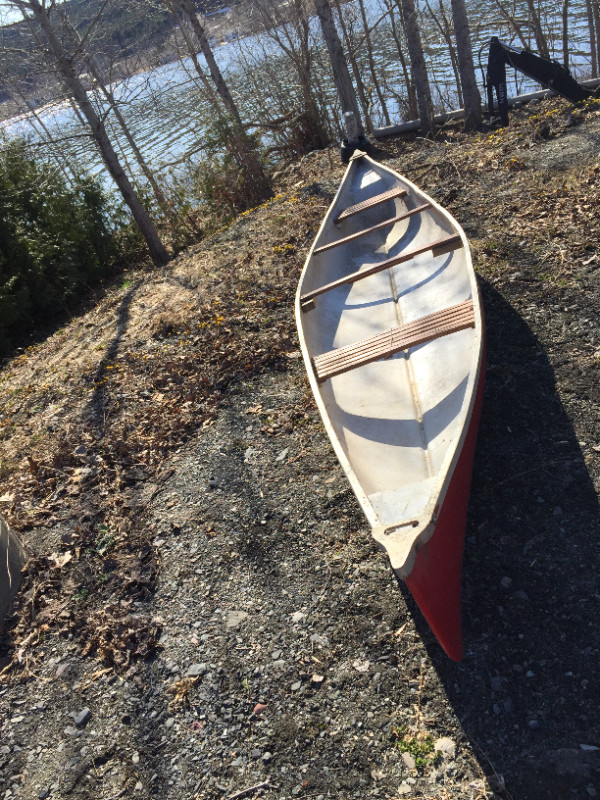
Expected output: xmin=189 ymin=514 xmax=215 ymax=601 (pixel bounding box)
xmin=0 ymin=98 xmax=599 ymax=800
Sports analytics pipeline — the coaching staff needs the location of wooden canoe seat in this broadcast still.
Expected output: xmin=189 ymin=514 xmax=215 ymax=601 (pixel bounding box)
xmin=300 ymin=233 xmax=463 ymax=306
xmin=313 ymin=300 xmax=475 ymax=382
xmin=314 ymin=203 xmax=432 ymax=255
xmin=335 ymin=187 xmax=408 ymax=224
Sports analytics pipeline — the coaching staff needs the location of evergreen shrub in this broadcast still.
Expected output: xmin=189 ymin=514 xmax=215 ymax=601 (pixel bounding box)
xmin=0 ymin=137 xmax=123 ymax=354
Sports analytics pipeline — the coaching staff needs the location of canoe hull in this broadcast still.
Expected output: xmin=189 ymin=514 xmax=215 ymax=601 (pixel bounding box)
xmin=295 ymin=153 xmax=485 ymax=659
xmin=404 ymin=343 xmax=484 ymax=661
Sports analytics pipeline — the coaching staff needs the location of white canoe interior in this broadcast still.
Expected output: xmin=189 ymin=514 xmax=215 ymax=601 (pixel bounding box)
xmin=295 ymin=154 xmax=484 ymax=577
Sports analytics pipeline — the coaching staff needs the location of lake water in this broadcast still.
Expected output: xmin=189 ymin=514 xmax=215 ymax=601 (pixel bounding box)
xmin=1 ymin=0 xmax=593 ymax=189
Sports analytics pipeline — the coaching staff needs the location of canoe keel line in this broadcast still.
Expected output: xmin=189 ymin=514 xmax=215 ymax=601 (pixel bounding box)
xmin=295 ymin=153 xmax=485 ymax=660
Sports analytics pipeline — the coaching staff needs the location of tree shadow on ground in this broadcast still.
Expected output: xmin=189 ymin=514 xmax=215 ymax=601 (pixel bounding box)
xmin=407 ymin=278 xmax=600 ymax=799
xmin=86 ymin=280 xmax=142 ymax=436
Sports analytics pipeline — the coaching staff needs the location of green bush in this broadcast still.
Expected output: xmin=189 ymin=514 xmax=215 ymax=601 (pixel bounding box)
xmin=0 ymin=136 xmax=123 ymax=354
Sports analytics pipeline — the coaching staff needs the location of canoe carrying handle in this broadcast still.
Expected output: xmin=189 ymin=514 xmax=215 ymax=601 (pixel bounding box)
xmin=300 ymin=233 xmax=463 ymax=306
xmin=384 ymin=521 xmax=419 ymax=534
xmin=313 ymin=299 xmax=475 ymax=382
xmin=335 ymin=187 xmax=408 ymax=224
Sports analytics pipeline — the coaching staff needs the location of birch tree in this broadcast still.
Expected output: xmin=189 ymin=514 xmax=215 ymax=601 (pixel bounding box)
xmin=6 ymin=0 xmax=170 ymax=267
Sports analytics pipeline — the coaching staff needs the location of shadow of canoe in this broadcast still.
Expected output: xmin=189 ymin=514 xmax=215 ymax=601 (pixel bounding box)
xmin=407 ymin=277 xmax=600 ymax=798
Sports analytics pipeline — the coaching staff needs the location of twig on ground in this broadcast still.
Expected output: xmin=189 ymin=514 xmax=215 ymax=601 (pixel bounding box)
xmin=225 ymin=782 xmax=274 ymax=800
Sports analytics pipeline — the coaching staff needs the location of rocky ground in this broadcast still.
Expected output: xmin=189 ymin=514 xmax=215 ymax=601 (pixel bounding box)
xmin=0 ymin=96 xmax=599 ymax=800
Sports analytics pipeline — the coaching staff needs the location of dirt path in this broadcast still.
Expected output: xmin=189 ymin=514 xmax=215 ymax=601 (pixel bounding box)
xmin=0 ymin=97 xmax=599 ymax=800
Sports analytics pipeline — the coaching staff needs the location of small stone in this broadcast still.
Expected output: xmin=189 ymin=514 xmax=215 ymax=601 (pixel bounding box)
xmin=262 ymin=752 xmax=272 ymax=763
xmin=291 ymin=611 xmax=305 ymax=624
xmin=353 ymin=659 xmax=370 ymax=673
xmin=490 ymin=676 xmax=502 ymax=691
xmin=311 ymin=674 xmax=324 ymax=687
xmin=186 ymin=663 xmax=207 ymax=677
xmin=253 ymin=703 xmax=267 ymax=715
xmin=132 ymin=752 xmax=140 ymax=765
xmin=501 ymin=576 xmax=512 ymax=588
xmin=225 ymin=611 xmax=248 ymax=629
xmin=291 ymin=681 xmax=302 ymax=691
xmin=275 ymin=448 xmax=289 ymax=462
xmin=586 ymin=786 xmax=597 ymax=797
xmin=72 ymin=708 xmax=92 ymax=728
xmin=435 ymin=737 xmax=456 ymax=758
xmin=528 ymin=719 xmax=540 ymax=729
xmin=401 ymin=753 xmax=416 ymax=770
xmin=63 ymin=726 xmax=80 ymax=737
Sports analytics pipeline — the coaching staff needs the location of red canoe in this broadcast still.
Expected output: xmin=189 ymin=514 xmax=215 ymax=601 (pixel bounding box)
xmin=295 ymin=153 xmax=485 ymax=660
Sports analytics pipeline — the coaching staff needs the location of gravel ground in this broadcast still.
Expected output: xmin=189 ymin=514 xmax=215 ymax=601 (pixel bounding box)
xmin=1 ymin=97 xmax=599 ymax=800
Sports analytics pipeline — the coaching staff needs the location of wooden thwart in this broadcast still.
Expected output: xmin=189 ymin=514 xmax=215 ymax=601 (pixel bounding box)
xmin=314 ymin=203 xmax=432 ymax=255
xmin=335 ymin=187 xmax=408 ymax=223
xmin=313 ymin=300 xmax=475 ymax=382
xmin=300 ymin=233 xmax=463 ymax=305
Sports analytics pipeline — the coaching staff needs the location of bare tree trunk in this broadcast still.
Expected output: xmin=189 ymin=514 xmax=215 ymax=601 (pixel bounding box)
xmin=16 ymin=0 xmax=169 ymax=266
xmin=398 ymin=0 xmax=434 ymax=134
xmin=356 ymin=0 xmax=391 ymax=126
xmin=593 ymin=1 xmax=600 ymax=76
xmin=166 ymin=0 xmax=271 ymax=203
xmin=525 ymin=0 xmax=550 ymax=59
xmin=562 ymin=0 xmax=569 ymax=69
xmin=450 ymin=0 xmax=481 ymax=129
xmin=383 ymin=0 xmax=417 ymax=118
xmin=424 ymin=0 xmax=462 ymax=107
xmin=169 ymin=0 xmax=242 ymax=125
xmin=254 ymin=0 xmax=330 ymax=152
xmin=57 ymin=9 xmax=173 ymax=215
xmin=314 ymin=0 xmax=365 ymax=140
xmin=490 ymin=0 xmax=529 ymax=48
xmin=586 ymin=0 xmax=598 ymax=77
xmin=332 ymin=0 xmax=374 ymax=134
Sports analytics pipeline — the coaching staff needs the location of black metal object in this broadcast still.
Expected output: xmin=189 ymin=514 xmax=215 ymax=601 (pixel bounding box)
xmin=340 ymin=135 xmax=370 ymax=164
xmin=486 ymin=36 xmax=595 ymax=126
